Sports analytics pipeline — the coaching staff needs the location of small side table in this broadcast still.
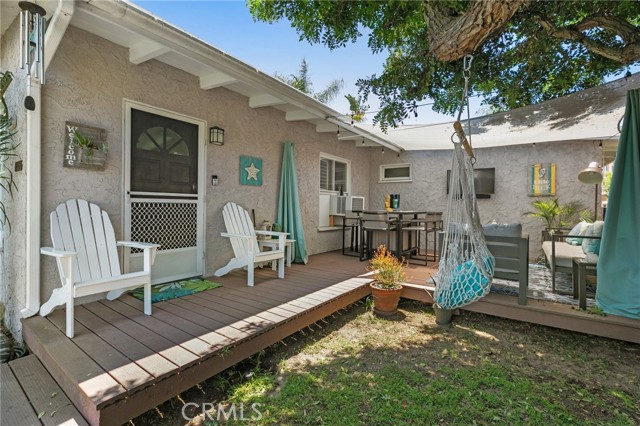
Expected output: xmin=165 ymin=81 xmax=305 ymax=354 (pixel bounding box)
xmin=572 ymin=257 xmax=597 ymax=309
xmin=259 ymin=239 xmax=296 ymax=269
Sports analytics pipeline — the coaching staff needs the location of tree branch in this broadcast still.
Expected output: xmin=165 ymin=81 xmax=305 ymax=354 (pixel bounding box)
xmin=422 ymin=0 xmax=526 ymax=62
xmin=574 ymin=16 xmax=639 ymax=43
xmin=537 ymin=16 xmax=640 ymax=64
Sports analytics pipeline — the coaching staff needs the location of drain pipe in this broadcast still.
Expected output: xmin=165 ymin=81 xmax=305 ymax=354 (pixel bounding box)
xmin=21 ymin=0 xmax=75 ymax=319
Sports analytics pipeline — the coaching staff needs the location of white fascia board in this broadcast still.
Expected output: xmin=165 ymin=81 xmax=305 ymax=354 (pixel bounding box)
xmin=129 ymin=39 xmax=171 ymax=64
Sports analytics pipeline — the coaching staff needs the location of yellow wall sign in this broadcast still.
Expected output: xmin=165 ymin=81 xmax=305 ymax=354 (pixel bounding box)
xmin=529 ymin=163 xmax=556 ymax=196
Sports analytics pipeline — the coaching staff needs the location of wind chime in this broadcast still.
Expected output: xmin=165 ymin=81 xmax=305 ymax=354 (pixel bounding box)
xmin=19 ymin=1 xmax=47 ymax=82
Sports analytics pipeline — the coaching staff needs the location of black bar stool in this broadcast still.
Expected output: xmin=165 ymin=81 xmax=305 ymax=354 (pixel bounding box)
xmin=403 ymin=212 xmax=443 ymax=265
xmin=360 ymin=213 xmax=397 ymax=261
xmin=342 ymin=213 xmax=361 ymax=256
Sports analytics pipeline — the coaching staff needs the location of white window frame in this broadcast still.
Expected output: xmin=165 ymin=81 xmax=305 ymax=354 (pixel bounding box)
xmin=318 ymin=153 xmax=351 ymax=231
xmin=320 ymin=153 xmax=351 ymax=194
xmin=379 ymin=163 xmax=412 ymax=183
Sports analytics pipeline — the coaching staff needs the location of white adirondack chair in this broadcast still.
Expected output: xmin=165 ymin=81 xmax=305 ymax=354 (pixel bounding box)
xmin=40 ymin=199 xmax=159 ymax=338
xmin=214 ymin=202 xmax=288 ymax=286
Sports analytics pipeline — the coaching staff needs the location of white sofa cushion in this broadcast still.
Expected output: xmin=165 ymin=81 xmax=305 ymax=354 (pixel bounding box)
xmin=542 ymin=240 xmax=585 ymax=268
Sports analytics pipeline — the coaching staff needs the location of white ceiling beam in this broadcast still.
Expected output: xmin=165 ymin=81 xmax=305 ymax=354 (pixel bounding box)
xmin=200 ymin=71 xmax=238 ymax=90
xmin=356 ymin=141 xmax=379 ymax=147
xmin=326 ymin=117 xmax=402 ymax=152
xmin=249 ymin=94 xmax=285 ymax=108
xmin=129 ymin=40 xmax=171 ymax=65
xmin=316 ymin=123 xmax=339 ymax=133
xmin=285 ymin=110 xmax=319 ymax=121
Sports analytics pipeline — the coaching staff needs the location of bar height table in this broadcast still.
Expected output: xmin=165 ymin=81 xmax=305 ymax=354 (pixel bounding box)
xmin=361 ymin=210 xmax=427 ymax=260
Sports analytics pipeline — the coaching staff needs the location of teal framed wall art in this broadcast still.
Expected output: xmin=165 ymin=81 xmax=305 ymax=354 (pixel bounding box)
xmin=240 ymin=155 xmax=263 ymax=186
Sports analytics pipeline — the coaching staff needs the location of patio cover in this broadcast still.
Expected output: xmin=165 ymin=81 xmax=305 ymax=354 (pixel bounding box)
xmin=277 ymin=142 xmax=308 ymax=264
xmin=596 ymin=88 xmax=640 ymax=319
xmin=362 ymin=74 xmax=640 ymax=151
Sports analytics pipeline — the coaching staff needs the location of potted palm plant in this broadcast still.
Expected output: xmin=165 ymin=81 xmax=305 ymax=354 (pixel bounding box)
xmin=524 ymin=198 xmax=588 ymax=240
xmin=368 ymin=245 xmax=406 ymax=316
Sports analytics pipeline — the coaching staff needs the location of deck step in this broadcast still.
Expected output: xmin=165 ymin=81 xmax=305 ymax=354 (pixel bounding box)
xmin=1 ymin=354 xmax=89 ymax=426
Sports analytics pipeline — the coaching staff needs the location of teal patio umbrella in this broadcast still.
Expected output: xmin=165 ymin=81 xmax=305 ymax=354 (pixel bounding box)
xmin=277 ymin=142 xmax=308 ymax=264
xmin=596 ymin=88 xmax=640 ymax=319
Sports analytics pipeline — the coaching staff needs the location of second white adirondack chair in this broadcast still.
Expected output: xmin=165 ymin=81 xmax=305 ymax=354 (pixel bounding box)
xmin=40 ymin=199 xmax=159 ymax=338
xmin=214 ymin=202 xmax=288 ymax=286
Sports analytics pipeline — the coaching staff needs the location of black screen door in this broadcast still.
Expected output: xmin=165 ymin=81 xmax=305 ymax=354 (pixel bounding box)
xmin=130 ymin=109 xmax=199 ymax=194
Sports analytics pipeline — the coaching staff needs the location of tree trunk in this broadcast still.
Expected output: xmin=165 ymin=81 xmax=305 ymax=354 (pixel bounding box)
xmin=423 ymin=0 xmax=526 ymax=62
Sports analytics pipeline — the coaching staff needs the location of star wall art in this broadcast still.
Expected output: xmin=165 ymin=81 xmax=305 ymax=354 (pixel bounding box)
xmin=240 ymin=155 xmax=263 ymax=186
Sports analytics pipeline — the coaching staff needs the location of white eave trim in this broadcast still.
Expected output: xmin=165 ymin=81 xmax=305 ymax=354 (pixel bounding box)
xmin=75 ymin=0 xmax=402 ymax=152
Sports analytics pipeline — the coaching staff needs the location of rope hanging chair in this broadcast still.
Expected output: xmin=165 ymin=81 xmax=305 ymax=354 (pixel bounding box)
xmin=434 ymin=55 xmax=494 ymax=310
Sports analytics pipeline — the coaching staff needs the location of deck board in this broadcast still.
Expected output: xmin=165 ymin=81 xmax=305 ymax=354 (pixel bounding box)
xmin=165 ymin=297 xmax=267 ymax=335
xmin=8 ymin=355 xmax=90 ymax=426
xmin=47 ymin=310 xmax=156 ymax=393
xmin=191 ymin=290 xmax=287 ymax=323
xmin=83 ymin=302 xmax=200 ymax=369
xmin=119 ymin=295 xmax=235 ymax=349
xmin=98 ymin=299 xmax=214 ymax=357
xmin=21 ymin=315 xmax=125 ymax=418
xmin=74 ymin=306 xmax=180 ymax=381
xmin=1 ymin=363 xmax=44 ymax=426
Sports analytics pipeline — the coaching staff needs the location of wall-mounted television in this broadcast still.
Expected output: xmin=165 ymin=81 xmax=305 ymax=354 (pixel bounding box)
xmin=447 ymin=168 xmax=495 ymax=195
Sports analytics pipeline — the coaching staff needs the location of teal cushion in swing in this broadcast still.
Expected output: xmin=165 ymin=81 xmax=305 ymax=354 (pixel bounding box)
xmin=437 ymin=257 xmax=495 ymax=309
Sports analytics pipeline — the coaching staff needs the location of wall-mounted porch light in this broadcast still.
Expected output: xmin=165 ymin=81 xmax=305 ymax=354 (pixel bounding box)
xmin=209 ymin=126 xmax=224 ymax=145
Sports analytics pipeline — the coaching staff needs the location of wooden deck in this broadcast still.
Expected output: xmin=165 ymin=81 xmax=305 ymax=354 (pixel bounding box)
xmin=18 ymin=251 xmax=639 ymax=426
xmin=21 ymin=252 xmax=380 ymax=426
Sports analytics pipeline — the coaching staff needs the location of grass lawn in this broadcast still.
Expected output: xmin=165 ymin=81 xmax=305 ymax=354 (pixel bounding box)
xmin=133 ymin=300 xmax=639 ymax=426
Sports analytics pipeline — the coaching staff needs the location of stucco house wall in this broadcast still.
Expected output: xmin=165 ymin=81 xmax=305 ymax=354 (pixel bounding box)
xmin=31 ymin=26 xmax=372 ymax=324
xmin=1 ymin=17 xmax=30 ymax=339
xmin=368 ymin=141 xmax=601 ymax=257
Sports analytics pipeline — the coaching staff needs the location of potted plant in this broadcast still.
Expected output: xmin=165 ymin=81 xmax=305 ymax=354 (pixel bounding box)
xmin=368 ymin=245 xmax=406 ymax=316
xmin=73 ymin=129 xmax=108 ymax=166
xmin=523 ymin=198 xmax=588 ymax=240
xmin=423 ymin=282 xmax=454 ymax=327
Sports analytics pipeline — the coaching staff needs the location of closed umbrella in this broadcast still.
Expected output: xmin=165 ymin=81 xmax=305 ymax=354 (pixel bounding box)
xmin=596 ymin=88 xmax=640 ymax=319
xmin=277 ymin=142 xmax=308 ymax=264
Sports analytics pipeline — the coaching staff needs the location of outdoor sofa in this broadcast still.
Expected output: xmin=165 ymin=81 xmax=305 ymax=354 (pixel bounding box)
xmin=542 ymin=222 xmax=603 ymax=304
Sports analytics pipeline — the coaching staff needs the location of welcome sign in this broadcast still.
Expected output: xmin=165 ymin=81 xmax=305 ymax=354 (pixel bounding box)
xmin=529 ymin=163 xmax=556 ymax=196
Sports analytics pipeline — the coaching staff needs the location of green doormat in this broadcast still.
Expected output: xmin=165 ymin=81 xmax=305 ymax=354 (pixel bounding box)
xmin=130 ymin=278 xmax=222 ymax=303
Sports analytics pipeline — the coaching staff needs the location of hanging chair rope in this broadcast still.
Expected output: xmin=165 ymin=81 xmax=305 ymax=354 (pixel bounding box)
xmin=434 ymin=54 xmax=495 ymax=310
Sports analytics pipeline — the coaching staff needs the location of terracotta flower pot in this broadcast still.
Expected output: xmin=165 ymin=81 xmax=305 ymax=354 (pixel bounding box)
xmin=370 ymin=282 xmax=403 ymax=316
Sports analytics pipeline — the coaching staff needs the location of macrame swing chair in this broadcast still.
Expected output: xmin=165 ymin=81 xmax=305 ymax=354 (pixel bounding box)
xmin=434 ymin=55 xmax=495 ymax=310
